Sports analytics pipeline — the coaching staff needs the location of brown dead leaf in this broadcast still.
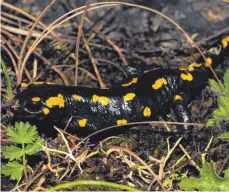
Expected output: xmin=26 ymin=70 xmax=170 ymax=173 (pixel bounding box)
xmin=202 ymin=8 xmax=229 ymax=23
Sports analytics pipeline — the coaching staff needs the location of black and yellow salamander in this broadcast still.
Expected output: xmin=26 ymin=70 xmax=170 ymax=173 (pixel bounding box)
xmin=11 ymin=35 xmax=229 ymax=135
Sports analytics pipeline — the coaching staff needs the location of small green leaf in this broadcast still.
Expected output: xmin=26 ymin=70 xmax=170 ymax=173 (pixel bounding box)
xmin=2 ymin=161 xmax=24 ymax=181
xmin=206 ymin=118 xmax=215 ymax=126
xmin=24 ymin=138 xmax=44 ymax=155
xmin=2 ymin=146 xmax=24 ymax=160
xmin=213 ymin=107 xmax=229 ymax=119
xmin=223 ymin=69 xmax=229 ymax=90
xmin=218 ymin=132 xmax=229 ymax=139
xmin=179 ymin=162 xmax=229 ymax=190
xmin=7 ymin=122 xmax=38 ymax=144
xmin=218 ymin=96 xmax=229 ymax=110
xmin=209 ymin=79 xmax=222 ymax=94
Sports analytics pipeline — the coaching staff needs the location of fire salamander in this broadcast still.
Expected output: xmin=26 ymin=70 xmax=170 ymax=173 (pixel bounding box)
xmin=11 ymin=35 xmax=229 ymax=135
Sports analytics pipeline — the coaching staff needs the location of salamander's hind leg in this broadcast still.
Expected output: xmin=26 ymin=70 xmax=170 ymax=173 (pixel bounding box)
xmin=171 ymin=94 xmax=193 ymax=134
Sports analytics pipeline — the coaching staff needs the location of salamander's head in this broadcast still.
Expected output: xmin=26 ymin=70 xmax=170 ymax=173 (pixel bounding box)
xmin=11 ymin=83 xmax=67 ymax=120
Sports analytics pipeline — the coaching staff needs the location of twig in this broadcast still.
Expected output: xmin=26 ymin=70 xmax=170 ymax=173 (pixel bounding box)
xmin=74 ymin=0 xmax=91 ymax=86
xmin=50 ymin=66 xmax=69 ymax=85
xmin=17 ymin=3 xmax=119 ymax=85
xmin=1 ymin=24 xmax=53 ymax=39
xmin=84 ymin=17 xmax=128 ymax=66
xmin=0 ymin=43 xmax=18 ymax=76
xmin=107 ymin=146 xmax=167 ymax=191
xmin=196 ymin=27 xmax=229 ymax=45
xmin=23 ymin=161 xmax=44 ymax=191
xmin=82 ymin=33 xmax=106 ymax=88
xmin=1 ymin=2 xmax=58 ymax=37
xmin=96 ymin=58 xmax=128 ymax=77
xmin=163 ymin=123 xmax=200 ymax=170
xmin=74 ymin=0 xmax=90 ymax=86
xmin=73 ymin=120 xmax=205 ymax=152
xmin=18 ymin=0 xmax=57 ymax=83
xmin=218 ymin=153 xmax=229 ymax=174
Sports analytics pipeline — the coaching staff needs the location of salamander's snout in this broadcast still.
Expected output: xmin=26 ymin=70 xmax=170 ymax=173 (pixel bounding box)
xmin=10 ymin=94 xmax=48 ymax=119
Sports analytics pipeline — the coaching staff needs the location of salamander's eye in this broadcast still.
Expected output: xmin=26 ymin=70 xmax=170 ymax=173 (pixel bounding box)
xmin=24 ymin=97 xmax=43 ymax=112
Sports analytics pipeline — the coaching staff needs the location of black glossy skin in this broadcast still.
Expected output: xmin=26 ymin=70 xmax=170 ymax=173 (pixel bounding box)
xmin=12 ymin=35 xmax=229 ymax=134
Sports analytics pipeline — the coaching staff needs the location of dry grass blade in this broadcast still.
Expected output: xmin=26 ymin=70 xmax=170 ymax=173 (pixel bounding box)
xmin=196 ymin=27 xmax=229 ymax=45
xmin=1 ymin=29 xmax=49 ymax=66
xmin=1 ymin=2 xmax=57 ymax=37
xmin=72 ymin=120 xmax=205 ymax=154
xmin=108 ymin=146 xmax=166 ymax=191
xmin=17 ymin=1 xmax=211 ymax=87
xmin=162 ymin=122 xmax=200 ymax=170
xmin=74 ymin=0 xmax=91 ymax=86
xmin=1 ymin=37 xmax=19 ymax=75
xmin=56 ymin=65 xmax=99 ymax=81
xmin=82 ymin=34 xmax=106 ymax=88
xmin=18 ymin=3 xmax=119 ymax=86
xmin=100 ymin=2 xmax=224 ymax=89
xmin=1 ymin=24 xmax=50 ymax=38
xmin=1 ymin=44 xmax=17 ymax=74
xmin=50 ymin=66 xmax=69 ymax=85
xmin=1 ymin=29 xmax=22 ymax=44
xmin=84 ymin=17 xmax=128 ymax=66
xmin=18 ymin=0 xmax=57 ymax=83
xmin=96 ymin=58 xmax=128 ymax=77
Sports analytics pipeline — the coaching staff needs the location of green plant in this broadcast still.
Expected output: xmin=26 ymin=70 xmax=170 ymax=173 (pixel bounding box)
xmin=218 ymin=132 xmax=229 ymax=139
xmin=1 ymin=58 xmax=13 ymax=101
xmin=46 ymin=180 xmax=140 ymax=191
xmin=178 ymin=162 xmax=229 ymax=191
xmin=2 ymin=122 xmax=44 ymax=181
xmin=207 ymin=69 xmax=229 ymax=134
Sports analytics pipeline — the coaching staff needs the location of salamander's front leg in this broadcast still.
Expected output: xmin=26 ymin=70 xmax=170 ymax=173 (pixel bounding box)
xmin=171 ymin=94 xmax=193 ymax=134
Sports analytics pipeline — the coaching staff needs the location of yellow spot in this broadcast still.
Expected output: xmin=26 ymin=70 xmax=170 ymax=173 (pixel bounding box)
xmin=143 ymin=107 xmax=151 ymax=117
xmin=221 ymin=36 xmax=229 ymax=48
xmin=33 ymin=81 xmax=55 ymax=85
xmin=46 ymin=94 xmax=65 ymax=108
xmin=174 ymin=95 xmax=183 ymax=101
xmin=72 ymin=94 xmax=83 ymax=101
xmin=152 ymin=78 xmax=167 ymax=90
xmin=179 ymin=67 xmax=187 ymax=71
xmin=123 ymin=93 xmax=136 ymax=101
xmin=117 ymin=119 xmax=127 ymax=126
xmin=43 ymin=108 xmax=50 ymax=115
xmin=92 ymin=95 xmax=109 ymax=105
xmin=33 ymin=82 xmax=44 ymax=85
xmin=78 ymin=119 xmax=87 ymax=128
xmin=205 ymin=57 xmax=212 ymax=67
xmin=21 ymin=83 xmax=28 ymax=88
xmin=181 ymin=73 xmax=193 ymax=81
xmin=46 ymin=82 xmax=55 ymax=85
xmin=188 ymin=63 xmax=202 ymax=71
xmin=32 ymin=97 xmax=41 ymax=102
xmin=122 ymin=77 xmax=138 ymax=87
